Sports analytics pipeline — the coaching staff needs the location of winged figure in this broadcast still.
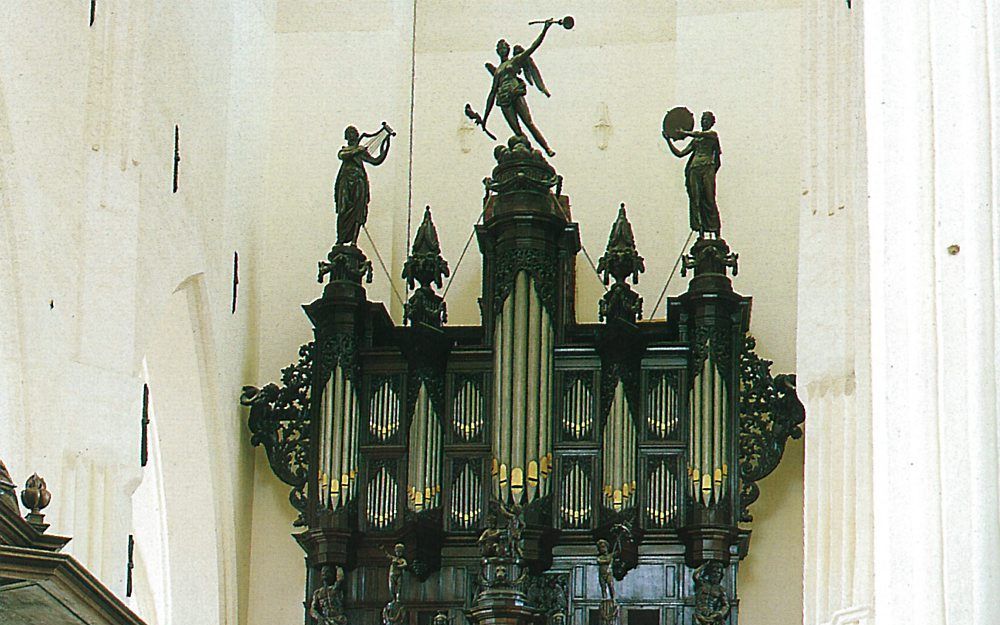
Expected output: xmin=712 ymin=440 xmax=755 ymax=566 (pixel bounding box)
xmin=474 ymin=20 xmax=559 ymax=156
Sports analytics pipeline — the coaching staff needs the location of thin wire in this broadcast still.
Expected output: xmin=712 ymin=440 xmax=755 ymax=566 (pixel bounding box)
xmin=442 ymin=210 xmax=485 ymax=299
xmin=649 ymin=230 xmax=695 ymax=319
xmin=363 ymin=225 xmax=406 ymax=308
xmin=405 ymin=0 xmax=418 ymax=250
xmin=579 ymin=242 xmax=609 ymax=292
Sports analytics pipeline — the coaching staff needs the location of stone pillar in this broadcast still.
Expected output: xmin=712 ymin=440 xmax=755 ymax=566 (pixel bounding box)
xmin=801 ymin=1 xmax=1000 ymax=624
xmin=799 ymin=2 xmax=873 ymax=625
xmin=865 ymin=1 xmax=1000 ymax=623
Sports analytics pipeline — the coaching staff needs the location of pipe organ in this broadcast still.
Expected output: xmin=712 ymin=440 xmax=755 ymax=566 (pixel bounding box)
xmin=242 ymin=129 xmax=805 ymax=625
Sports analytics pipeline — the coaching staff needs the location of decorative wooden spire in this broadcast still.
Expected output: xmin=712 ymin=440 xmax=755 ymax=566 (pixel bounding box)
xmin=402 ymin=207 xmax=450 ymax=327
xmin=597 ymin=204 xmax=645 ymax=323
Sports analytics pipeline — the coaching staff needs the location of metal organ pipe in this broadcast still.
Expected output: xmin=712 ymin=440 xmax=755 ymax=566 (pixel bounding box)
xmin=689 ymin=350 xmax=728 ymax=508
xmin=602 ymin=381 xmax=637 ymax=511
xmin=319 ymin=365 xmax=361 ymax=513
xmin=492 ymin=271 xmax=554 ymax=504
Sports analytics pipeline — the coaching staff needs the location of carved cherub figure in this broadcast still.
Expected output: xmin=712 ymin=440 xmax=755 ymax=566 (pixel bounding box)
xmin=596 ymin=539 xmax=616 ymax=600
xmin=496 ymin=499 xmax=525 ymax=560
xmin=381 ymin=543 xmax=408 ymax=601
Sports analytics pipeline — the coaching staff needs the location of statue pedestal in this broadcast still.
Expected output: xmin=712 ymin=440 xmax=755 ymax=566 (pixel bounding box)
xmin=467 ymin=591 xmax=543 ymax=625
xmin=467 ymin=558 xmax=544 ymax=625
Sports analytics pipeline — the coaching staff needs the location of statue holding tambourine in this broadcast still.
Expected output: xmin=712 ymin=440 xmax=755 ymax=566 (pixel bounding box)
xmin=662 ymin=107 xmax=722 ymax=238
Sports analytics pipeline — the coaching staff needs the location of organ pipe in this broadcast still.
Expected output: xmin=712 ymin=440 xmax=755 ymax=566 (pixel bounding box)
xmin=320 ymin=365 xmax=360 ymax=511
xmin=602 ymin=381 xmax=637 ymax=511
xmin=491 ymin=271 xmax=554 ymax=505
xmin=688 ymin=347 xmax=729 ymax=508
xmin=408 ymin=382 xmax=443 ymax=512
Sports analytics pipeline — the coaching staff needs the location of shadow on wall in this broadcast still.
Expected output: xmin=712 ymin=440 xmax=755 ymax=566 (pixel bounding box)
xmin=136 ymin=275 xmax=224 ymax=625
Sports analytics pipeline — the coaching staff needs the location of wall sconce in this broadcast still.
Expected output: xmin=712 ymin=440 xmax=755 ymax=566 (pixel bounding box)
xmin=593 ymin=102 xmax=613 ymax=151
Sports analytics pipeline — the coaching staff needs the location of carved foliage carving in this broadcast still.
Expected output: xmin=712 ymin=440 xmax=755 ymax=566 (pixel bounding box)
xmin=493 ymin=247 xmax=558 ymax=318
xmin=737 ymin=335 xmax=806 ymax=522
xmin=240 ymin=342 xmax=313 ymax=525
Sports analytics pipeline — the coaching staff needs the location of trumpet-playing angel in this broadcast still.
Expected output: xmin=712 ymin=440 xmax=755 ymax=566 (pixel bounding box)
xmin=479 ymin=21 xmax=558 ymax=157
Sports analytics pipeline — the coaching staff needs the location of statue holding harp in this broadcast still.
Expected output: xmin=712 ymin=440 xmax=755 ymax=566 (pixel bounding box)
xmin=335 ymin=121 xmax=394 ymax=246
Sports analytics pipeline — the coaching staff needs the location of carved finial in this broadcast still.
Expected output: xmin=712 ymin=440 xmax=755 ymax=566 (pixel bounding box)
xmin=597 ymin=204 xmax=645 ymax=323
xmin=21 ymin=473 xmax=51 ymax=531
xmin=411 ymin=206 xmax=443 ymax=258
xmin=402 ymin=207 xmax=450 ymax=327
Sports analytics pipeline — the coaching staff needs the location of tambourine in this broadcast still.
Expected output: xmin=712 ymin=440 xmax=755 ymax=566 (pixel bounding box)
xmin=662 ymin=106 xmax=694 ymax=141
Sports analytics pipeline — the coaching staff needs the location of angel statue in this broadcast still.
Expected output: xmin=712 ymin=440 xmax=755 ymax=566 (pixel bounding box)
xmin=465 ymin=16 xmax=574 ymax=157
xmin=334 ymin=122 xmax=394 ymax=246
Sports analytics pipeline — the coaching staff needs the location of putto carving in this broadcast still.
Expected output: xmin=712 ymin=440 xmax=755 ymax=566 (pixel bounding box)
xmin=596 ymin=539 xmax=617 ymax=601
xmin=403 ymin=207 xmax=450 ymax=328
xmin=692 ymin=561 xmax=731 ymax=625
xmin=597 ymin=204 xmax=645 ymax=323
xmin=240 ymin=342 xmax=313 ymax=526
xmin=381 ymin=542 xmax=408 ymax=602
xmin=335 ymin=122 xmax=394 ymax=246
xmin=738 ymin=335 xmax=805 ymax=522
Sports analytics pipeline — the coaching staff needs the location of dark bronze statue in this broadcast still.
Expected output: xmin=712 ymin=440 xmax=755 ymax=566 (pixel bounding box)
xmin=310 ymin=565 xmax=348 ymax=625
xmin=381 ymin=542 xmax=408 ymax=601
xmin=595 ymin=539 xmax=616 ymax=600
xmin=334 ymin=122 xmax=394 ymax=246
xmin=693 ymin=561 xmax=730 ymax=625
xmin=662 ymin=108 xmax=722 ymax=238
xmin=466 ymin=17 xmax=574 ymax=157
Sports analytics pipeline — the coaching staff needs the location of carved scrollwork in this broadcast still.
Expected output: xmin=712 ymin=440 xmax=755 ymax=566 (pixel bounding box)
xmin=738 ymin=335 xmax=805 ymax=522
xmin=240 ymin=342 xmax=314 ymax=526
xmin=319 ymin=333 xmax=358 ymax=382
xmin=690 ymin=325 xmax=734 ymax=377
xmin=599 ymin=361 xmax=640 ymax=430
xmin=523 ymin=572 xmax=569 ymax=618
xmin=493 ymin=248 xmax=558 ymax=318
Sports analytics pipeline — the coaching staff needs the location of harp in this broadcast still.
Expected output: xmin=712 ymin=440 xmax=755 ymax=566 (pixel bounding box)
xmin=360 ymin=121 xmax=395 ymax=158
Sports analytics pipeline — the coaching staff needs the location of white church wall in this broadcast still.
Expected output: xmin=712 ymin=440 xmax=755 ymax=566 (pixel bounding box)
xmin=0 ymin=1 xmax=275 ymax=624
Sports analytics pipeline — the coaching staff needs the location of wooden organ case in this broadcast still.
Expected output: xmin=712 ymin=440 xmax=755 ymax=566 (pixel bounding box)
xmin=241 ymin=135 xmax=805 ymax=625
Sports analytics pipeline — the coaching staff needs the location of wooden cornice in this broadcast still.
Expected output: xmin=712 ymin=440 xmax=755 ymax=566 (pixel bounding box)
xmin=0 ymin=545 xmax=146 ymax=625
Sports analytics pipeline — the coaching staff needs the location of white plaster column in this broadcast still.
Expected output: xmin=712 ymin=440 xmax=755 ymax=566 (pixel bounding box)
xmin=803 ymin=1 xmax=1000 ymax=624
xmin=799 ymin=2 xmax=872 ymax=625
xmin=865 ymin=1 xmax=1000 ymax=623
